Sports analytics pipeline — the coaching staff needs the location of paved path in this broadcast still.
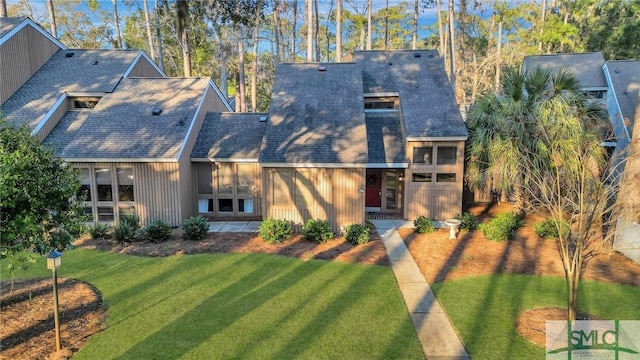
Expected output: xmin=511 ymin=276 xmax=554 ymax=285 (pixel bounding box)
xmin=371 ymin=220 xmax=470 ymax=360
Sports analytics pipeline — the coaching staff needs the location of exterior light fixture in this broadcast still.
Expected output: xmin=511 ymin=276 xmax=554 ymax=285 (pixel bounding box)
xmin=46 ymin=249 xmax=62 ymax=352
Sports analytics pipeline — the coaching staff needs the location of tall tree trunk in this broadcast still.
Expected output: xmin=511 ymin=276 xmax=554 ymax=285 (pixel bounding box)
xmin=291 ymin=0 xmax=298 ymax=61
xmin=220 ymin=60 xmax=228 ymax=98
xmin=251 ymin=0 xmax=262 ymax=112
xmin=314 ymin=0 xmax=320 ymax=61
xmin=384 ymin=0 xmax=389 ymax=50
xmin=436 ymin=0 xmax=444 ymax=57
xmin=143 ymin=0 xmax=156 ymax=61
xmin=155 ymin=0 xmax=164 ymax=71
xmin=325 ymin=0 xmax=333 ymax=61
xmin=412 ymin=0 xmax=418 ymax=49
xmin=538 ymin=0 xmax=547 ymax=53
xmin=112 ymin=0 xmax=122 ymax=48
xmin=46 ymin=0 xmax=57 ymax=38
xmin=238 ymin=31 xmax=247 ymax=112
xmin=273 ymin=0 xmax=281 ymax=62
xmin=0 ymin=0 xmax=7 ymax=17
xmin=366 ymin=0 xmax=372 ymax=50
xmin=177 ymin=0 xmax=191 ymax=77
xmin=448 ymin=0 xmax=456 ymax=95
xmin=306 ymin=0 xmax=313 ymax=61
xmin=336 ymin=0 xmax=342 ymax=61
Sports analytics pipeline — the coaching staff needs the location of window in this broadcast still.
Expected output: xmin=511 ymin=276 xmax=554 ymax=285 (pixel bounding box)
xmin=237 ymin=164 xmax=253 ymax=195
xmin=83 ymin=206 xmax=93 ymax=221
xmin=585 ymin=90 xmax=606 ymax=99
xmin=77 ymin=168 xmax=91 ymax=201
xmin=273 ymin=170 xmax=292 ymax=206
xmin=413 ymin=147 xmax=433 ymax=164
xmin=119 ymin=206 xmax=136 ymax=218
xmin=217 ymin=163 xmax=233 ymax=195
xmin=412 ymin=173 xmax=432 ymax=182
xmin=117 ymin=168 xmax=134 ymax=201
xmin=238 ymin=199 xmax=253 ymax=213
xmin=437 ymin=147 xmax=457 ymax=165
xmin=197 ymin=164 xmax=213 ymax=194
xmin=97 ymin=207 xmax=114 ymax=221
xmin=364 ymin=97 xmax=398 ymax=110
xmin=437 ymin=173 xmax=457 ymax=182
xmin=198 ymin=199 xmax=214 ymax=213
xmin=95 ymin=168 xmax=113 ymax=201
xmin=70 ymin=97 xmax=100 ymax=109
xmin=218 ymin=199 xmax=233 ymax=212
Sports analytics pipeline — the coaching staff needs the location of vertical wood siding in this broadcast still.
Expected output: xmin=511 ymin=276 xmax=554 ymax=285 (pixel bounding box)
xmin=36 ymin=96 xmax=69 ymax=141
xmin=1 ymin=25 xmax=60 ymax=104
xmin=133 ymin=162 xmax=182 ymax=226
xmin=127 ymin=55 xmax=164 ymax=78
xmin=404 ymin=141 xmax=465 ymax=220
xmin=264 ymin=167 xmax=365 ymax=231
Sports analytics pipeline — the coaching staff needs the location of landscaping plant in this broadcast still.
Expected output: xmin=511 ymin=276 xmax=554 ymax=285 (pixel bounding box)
xmin=479 ymin=212 xmax=523 ymax=241
xmin=414 ymin=216 xmax=436 ymax=234
xmin=143 ymin=220 xmax=172 ymax=242
xmin=259 ymin=218 xmax=293 ymax=244
xmin=182 ymin=216 xmax=209 ymax=241
xmin=455 ymin=212 xmax=479 ymax=231
xmin=302 ymin=219 xmax=334 ymax=243
xmin=534 ymin=218 xmax=570 ymax=239
xmin=344 ymin=223 xmax=370 ymax=245
xmin=88 ymin=222 xmax=110 ymax=239
xmin=119 ymin=214 xmax=140 ymax=229
xmin=113 ymin=221 xmax=139 ymax=243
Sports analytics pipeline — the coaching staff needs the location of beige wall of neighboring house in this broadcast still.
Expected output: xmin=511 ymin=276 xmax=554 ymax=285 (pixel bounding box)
xmin=126 ymin=55 xmax=164 ymax=78
xmin=404 ymin=141 xmax=465 ymax=220
xmin=0 ymin=23 xmax=61 ymax=105
xmin=263 ymin=167 xmax=365 ymax=231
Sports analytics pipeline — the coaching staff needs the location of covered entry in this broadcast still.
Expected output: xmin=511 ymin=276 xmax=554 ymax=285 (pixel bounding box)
xmin=365 ymin=169 xmax=403 ymax=214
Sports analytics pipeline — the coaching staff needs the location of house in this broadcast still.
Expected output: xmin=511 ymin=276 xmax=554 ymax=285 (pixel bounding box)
xmin=2 ymin=17 xmax=467 ymax=231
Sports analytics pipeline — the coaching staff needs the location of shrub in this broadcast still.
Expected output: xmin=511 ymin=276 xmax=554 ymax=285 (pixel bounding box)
xmin=302 ymin=219 xmax=334 ymax=243
xmin=259 ymin=218 xmax=293 ymax=244
xmin=345 ymin=223 xmax=370 ymax=245
xmin=414 ymin=216 xmax=436 ymax=234
xmin=182 ymin=216 xmax=209 ymax=241
xmin=455 ymin=211 xmax=479 ymax=231
xmin=479 ymin=212 xmax=524 ymax=242
xmin=119 ymin=214 xmax=140 ymax=229
xmin=143 ymin=220 xmax=172 ymax=242
xmin=535 ymin=218 xmax=570 ymax=239
xmin=113 ymin=221 xmax=139 ymax=243
xmin=88 ymin=222 xmax=110 ymax=239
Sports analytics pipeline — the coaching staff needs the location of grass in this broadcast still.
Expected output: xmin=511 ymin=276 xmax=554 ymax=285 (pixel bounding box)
xmin=431 ymin=274 xmax=640 ymax=359
xmin=3 ymin=249 xmax=423 ymax=360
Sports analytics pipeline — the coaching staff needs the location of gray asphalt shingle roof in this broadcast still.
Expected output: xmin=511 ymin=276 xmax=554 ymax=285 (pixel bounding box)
xmin=192 ymin=112 xmax=266 ymax=160
xmin=605 ymin=60 xmax=640 ymax=139
xmin=1 ymin=49 xmax=140 ymax=128
xmin=46 ymin=77 xmax=211 ymax=160
xmin=523 ymin=52 xmax=607 ymax=89
xmin=354 ymin=50 xmax=467 ymax=139
xmin=365 ymin=112 xmax=407 ymax=165
xmin=260 ymin=63 xmax=369 ymax=165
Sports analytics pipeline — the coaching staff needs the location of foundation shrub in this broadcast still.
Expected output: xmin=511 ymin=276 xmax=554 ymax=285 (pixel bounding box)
xmin=414 ymin=216 xmax=436 ymax=234
xmin=345 ymin=223 xmax=370 ymax=245
xmin=480 ymin=212 xmax=524 ymax=241
xmin=259 ymin=218 xmax=293 ymax=244
xmin=302 ymin=219 xmax=334 ymax=243
xmin=143 ymin=220 xmax=172 ymax=242
xmin=182 ymin=216 xmax=209 ymax=241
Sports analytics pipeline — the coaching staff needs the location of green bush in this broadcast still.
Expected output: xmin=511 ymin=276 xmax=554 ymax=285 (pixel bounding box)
xmin=259 ymin=218 xmax=293 ymax=244
xmin=119 ymin=214 xmax=140 ymax=229
xmin=182 ymin=216 xmax=209 ymax=241
xmin=535 ymin=218 xmax=570 ymax=239
xmin=414 ymin=216 xmax=436 ymax=234
xmin=344 ymin=223 xmax=370 ymax=245
xmin=480 ymin=212 xmax=524 ymax=242
xmin=143 ymin=220 xmax=172 ymax=242
xmin=455 ymin=211 xmax=479 ymax=231
xmin=88 ymin=222 xmax=110 ymax=239
xmin=302 ymin=219 xmax=334 ymax=243
xmin=113 ymin=221 xmax=139 ymax=243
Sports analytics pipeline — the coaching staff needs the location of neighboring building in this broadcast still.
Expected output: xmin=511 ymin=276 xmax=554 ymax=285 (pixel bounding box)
xmin=2 ymin=17 xmax=467 ymax=231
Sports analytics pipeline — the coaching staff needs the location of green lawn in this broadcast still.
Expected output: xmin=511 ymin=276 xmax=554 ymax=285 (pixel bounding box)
xmin=432 ymin=274 xmax=640 ymax=359
xmin=4 ymin=249 xmax=424 ymax=360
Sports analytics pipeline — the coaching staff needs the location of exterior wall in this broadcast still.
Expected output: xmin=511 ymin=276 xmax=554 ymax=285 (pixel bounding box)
xmin=0 ymin=25 xmax=60 ymax=105
xmin=36 ymin=95 xmax=70 ymax=141
xmin=263 ymin=167 xmax=365 ymax=231
xmin=72 ymin=162 xmax=183 ymax=227
xmin=404 ymin=141 xmax=465 ymax=220
xmin=127 ymin=55 xmax=164 ymax=78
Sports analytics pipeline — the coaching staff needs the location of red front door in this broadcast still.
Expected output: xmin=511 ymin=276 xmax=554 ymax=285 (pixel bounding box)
xmin=365 ymin=169 xmax=382 ymax=208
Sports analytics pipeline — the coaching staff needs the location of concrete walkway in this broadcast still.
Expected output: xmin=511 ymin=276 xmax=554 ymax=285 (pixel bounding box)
xmin=370 ymin=220 xmax=470 ymax=360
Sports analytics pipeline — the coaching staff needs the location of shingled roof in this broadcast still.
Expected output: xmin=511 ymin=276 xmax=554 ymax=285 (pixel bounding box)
xmin=0 ymin=16 xmax=28 ymax=38
xmin=354 ymin=50 xmax=467 ymax=140
xmin=260 ymin=63 xmax=369 ymax=166
xmin=605 ymin=60 xmax=640 ymax=140
xmin=1 ymin=49 xmax=141 ymax=128
xmin=46 ymin=77 xmax=211 ymax=160
xmin=364 ymin=112 xmax=407 ymax=166
xmin=192 ymin=112 xmax=266 ymax=161
xmin=523 ymin=52 xmax=607 ymax=89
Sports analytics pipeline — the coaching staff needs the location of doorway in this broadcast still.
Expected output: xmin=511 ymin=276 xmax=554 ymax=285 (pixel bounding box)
xmin=365 ymin=169 xmax=402 ymax=214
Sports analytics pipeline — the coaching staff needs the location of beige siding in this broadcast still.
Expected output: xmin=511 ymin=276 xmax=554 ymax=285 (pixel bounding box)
xmin=264 ymin=167 xmax=365 ymax=231
xmin=127 ymin=55 xmax=164 ymax=78
xmin=36 ymin=96 xmax=70 ymax=141
xmin=404 ymin=141 xmax=465 ymax=220
xmin=1 ymin=25 xmax=60 ymax=105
